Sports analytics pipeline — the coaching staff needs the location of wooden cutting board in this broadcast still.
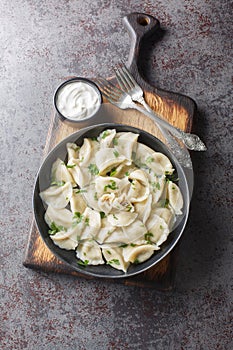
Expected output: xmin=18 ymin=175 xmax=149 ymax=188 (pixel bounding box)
xmin=23 ymin=13 xmax=195 ymax=290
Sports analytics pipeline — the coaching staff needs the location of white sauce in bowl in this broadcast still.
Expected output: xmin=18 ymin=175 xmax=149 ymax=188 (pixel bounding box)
xmin=56 ymin=80 xmax=101 ymax=121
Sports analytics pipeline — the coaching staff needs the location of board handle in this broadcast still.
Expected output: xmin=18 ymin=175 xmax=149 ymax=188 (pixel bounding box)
xmin=123 ymin=12 xmax=160 ymax=72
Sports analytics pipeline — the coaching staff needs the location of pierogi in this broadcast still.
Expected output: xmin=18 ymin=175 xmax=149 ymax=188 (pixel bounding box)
xmin=39 ymin=129 xmax=183 ymax=272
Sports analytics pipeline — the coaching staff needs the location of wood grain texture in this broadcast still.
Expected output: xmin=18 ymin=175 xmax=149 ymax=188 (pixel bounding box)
xmin=24 ymin=12 xmax=195 ymax=290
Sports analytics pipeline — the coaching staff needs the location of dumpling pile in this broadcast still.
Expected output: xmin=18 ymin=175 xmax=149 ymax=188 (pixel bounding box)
xmin=39 ymin=129 xmax=183 ymax=272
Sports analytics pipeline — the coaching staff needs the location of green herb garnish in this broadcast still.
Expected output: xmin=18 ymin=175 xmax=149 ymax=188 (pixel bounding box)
xmin=119 ymin=244 xmax=128 ymax=248
xmin=48 ymin=222 xmax=65 ymax=235
xmin=146 ymin=156 xmax=154 ymax=164
xmin=107 ymin=259 xmax=120 ymax=266
xmin=88 ymin=163 xmax=99 ymax=175
xmin=113 ymin=138 xmax=118 ymax=146
xmin=126 ymin=204 xmax=133 ymax=212
xmin=75 ymin=189 xmax=87 ymax=194
xmin=85 ymin=218 xmax=90 ymax=226
xmin=51 ymin=180 xmax=65 ymax=187
xmin=73 ymin=212 xmax=83 ymax=224
xmin=101 ymin=130 xmax=110 ymax=139
xmin=144 ymin=232 xmax=153 ymax=243
xmin=77 ymin=259 xmax=89 ymax=267
xmin=66 ymin=164 xmax=76 ymax=168
xmin=165 ymin=172 xmax=179 ymax=183
xmin=104 ymin=180 xmax=118 ymax=192
xmin=113 ymin=150 xmax=119 ymax=158
xmin=151 ymin=181 xmax=161 ymax=191
xmin=100 ymin=211 xmax=106 ymax=219
xmin=109 ymin=168 xmax=117 ymax=177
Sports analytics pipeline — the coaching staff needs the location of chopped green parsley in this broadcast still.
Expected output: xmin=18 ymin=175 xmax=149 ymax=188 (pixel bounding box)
xmin=107 ymin=259 xmax=120 ymax=266
xmin=77 ymin=259 xmax=89 ymax=267
xmin=113 ymin=150 xmax=119 ymax=158
xmin=88 ymin=163 xmax=99 ymax=175
xmin=101 ymin=130 xmax=110 ymax=139
xmin=48 ymin=222 xmax=66 ymax=235
xmin=51 ymin=180 xmax=65 ymax=187
xmin=100 ymin=211 xmax=106 ymax=219
xmin=109 ymin=168 xmax=117 ymax=177
xmin=144 ymin=232 xmax=153 ymax=243
xmin=75 ymin=188 xmax=87 ymax=194
xmin=73 ymin=212 xmax=83 ymax=224
xmin=66 ymin=164 xmax=76 ymax=168
xmin=113 ymin=138 xmax=118 ymax=146
xmin=146 ymin=156 xmax=154 ymax=164
xmin=104 ymin=180 xmax=118 ymax=192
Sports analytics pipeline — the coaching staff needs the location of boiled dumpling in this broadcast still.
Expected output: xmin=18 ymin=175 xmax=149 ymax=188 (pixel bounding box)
xmin=122 ymin=244 xmax=159 ymax=264
xmin=102 ymin=247 xmax=130 ymax=272
xmin=78 ymin=138 xmax=92 ymax=166
xmin=127 ymin=169 xmax=150 ymax=203
xmin=82 ymin=183 xmax=100 ymax=211
xmin=134 ymin=194 xmax=152 ymax=224
xmin=167 ymin=181 xmax=183 ymax=215
xmin=95 ymin=217 xmax=116 ymax=244
xmin=51 ymin=158 xmax=75 ymax=185
xmin=76 ymin=240 xmax=104 ymax=265
xmin=66 ymin=142 xmax=80 ymax=161
xmin=70 ymin=189 xmax=87 ymax=213
xmin=104 ymin=227 xmax=128 ymax=244
xmin=114 ymin=132 xmax=139 ymax=164
xmin=45 ymin=205 xmax=73 ymax=229
xmin=39 ymin=182 xmax=72 ymax=209
xmin=122 ymin=219 xmax=148 ymax=245
xmin=153 ymin=207 xmax=175 ymax=230
xmin=149 ymin=175 xmax=166 ymax=203
xmin=135 ymin=143 xmax=174 ymax=175
xmin=95 ymin=148 xmax=126 ymax=175
xmin=145 ymin=212 xmax=170 ymax=246
xmin=50 ymin=226 xmax=80 ymax=250
xmin=98 ymin=129 xmax=116 ymax=148
xmin=97 ymin=192 xmax=115 ymax=214
xmin=127 ymin=179 xmax=149 ymax=203
xmin=79 ymin=207 xmax=101 ymax=240
xmin=146 ymin=152 xmax=174 ymax=175
xmin=107 ymin=212 xmax=138 ymax=227
xmin=67 ymin=158 xmax=91 ymax=187
xmin=95 ymin=176 xmax=129 ymax=197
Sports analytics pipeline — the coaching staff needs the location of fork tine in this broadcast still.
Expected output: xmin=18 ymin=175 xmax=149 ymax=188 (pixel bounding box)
xmin=95 ymin=77 xmax=123 ymax=103
xmin=114 ymin=66 xmax=132 ymax=91
xmin=120 ymin=64 xmax=139 ymax=87
xmin=96 ymin=77 xmax=122 ymax=100
xmin=115 ymin=66 xmax=134 ymax=90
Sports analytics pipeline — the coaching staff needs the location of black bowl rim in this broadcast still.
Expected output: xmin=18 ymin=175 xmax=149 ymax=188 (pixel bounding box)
xmin=54 ymin=77 xmax=103 ymax=123
xmin=33 ymin=123 xmax=190 ymax=279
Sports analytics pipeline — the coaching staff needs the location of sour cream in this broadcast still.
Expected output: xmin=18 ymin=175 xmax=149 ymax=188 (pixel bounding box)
xmin=55 ymin=79 xmax=101 ymax=121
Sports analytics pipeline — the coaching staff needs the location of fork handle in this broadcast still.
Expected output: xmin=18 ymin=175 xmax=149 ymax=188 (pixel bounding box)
xmin=138 ymin=99 xmax=192 ymax=167
xmin=133 ymin=103 xmax=207 ymax=151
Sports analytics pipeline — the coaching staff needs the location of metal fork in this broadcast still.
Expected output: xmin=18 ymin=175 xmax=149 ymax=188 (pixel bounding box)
xmin=114 ymin=64 xmax=193 ymax=168
xmin=95 ymin=77 xmax=207 ymax=153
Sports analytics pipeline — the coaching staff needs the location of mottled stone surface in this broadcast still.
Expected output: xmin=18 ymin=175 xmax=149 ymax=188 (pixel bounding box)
xmin=0 ymin=0 xmax=232 ymax=349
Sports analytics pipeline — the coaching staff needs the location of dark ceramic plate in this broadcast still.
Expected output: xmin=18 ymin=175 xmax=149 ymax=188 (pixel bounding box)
xmin=33 ymin=123 xmax=190 ymax=278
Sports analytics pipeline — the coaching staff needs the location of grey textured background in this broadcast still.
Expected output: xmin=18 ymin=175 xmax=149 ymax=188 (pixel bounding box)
xmin=0 ymin=0 xmax=232 ymax=349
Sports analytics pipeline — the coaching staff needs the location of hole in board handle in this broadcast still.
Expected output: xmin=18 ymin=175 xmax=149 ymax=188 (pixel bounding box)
xmin=137 ymin=16 xmax=150 ymax=26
